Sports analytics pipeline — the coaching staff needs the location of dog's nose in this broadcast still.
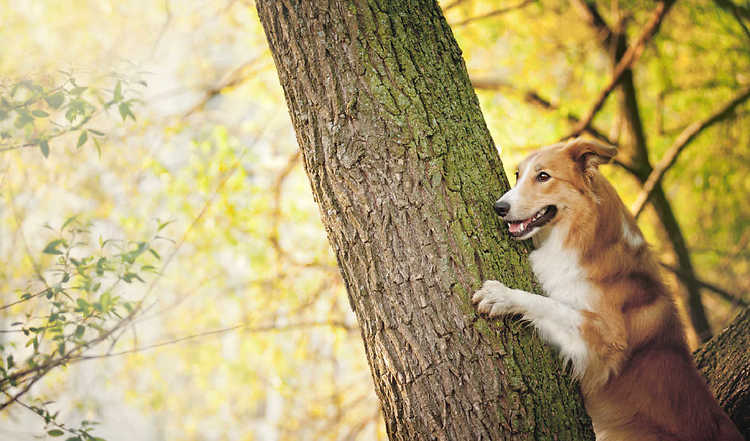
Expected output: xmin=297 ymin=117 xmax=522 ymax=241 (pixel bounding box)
xmin=493 ymin=200 xmax=510 ymax=217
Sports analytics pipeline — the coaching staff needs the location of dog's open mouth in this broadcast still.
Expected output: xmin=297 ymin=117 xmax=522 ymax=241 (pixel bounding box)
xmin=507 ymin=205 xmax=557 ymax=237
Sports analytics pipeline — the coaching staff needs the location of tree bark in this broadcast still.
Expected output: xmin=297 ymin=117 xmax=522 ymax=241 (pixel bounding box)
xmin=256 ymin=1 xmax=594 ymax=440
xmin=695 ymin=307 xmax=750 ymax=439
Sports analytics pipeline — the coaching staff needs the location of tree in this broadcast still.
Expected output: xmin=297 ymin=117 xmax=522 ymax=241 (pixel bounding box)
xmin=256 ymin=0 xmax=594 ymax=439
xmin=695 ymin=307 xmax=750 ymax=439
xmin=2 ymin=1 xmax=745 ymax=440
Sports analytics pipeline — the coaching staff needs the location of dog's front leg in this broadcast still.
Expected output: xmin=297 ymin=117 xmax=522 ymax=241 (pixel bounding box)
xmin=472 ymin=280 xmax=589 ymax=377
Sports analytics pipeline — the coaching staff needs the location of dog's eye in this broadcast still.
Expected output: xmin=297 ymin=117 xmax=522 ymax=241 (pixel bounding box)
xmin=514 ymin=170 xmax=519 ymax=181
xmin=536 ymin=172 xmax=551 ymax=182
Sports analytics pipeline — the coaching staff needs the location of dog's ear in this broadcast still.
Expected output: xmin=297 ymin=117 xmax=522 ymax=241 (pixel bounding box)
xmin=565 ymin=138 xmax=617 ymax=175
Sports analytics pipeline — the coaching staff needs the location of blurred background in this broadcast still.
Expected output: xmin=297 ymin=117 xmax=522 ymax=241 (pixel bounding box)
xmin=0 ymin=1 xmax=747 ymax=440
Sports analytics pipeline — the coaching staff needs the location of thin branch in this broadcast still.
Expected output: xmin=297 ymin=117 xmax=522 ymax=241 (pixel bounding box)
xmin=0 ymin=364 xmax=50 ymax=412
xmin=183 ymin=57 xmax=263 ymax=117
xmin=0 ymin=288 xmax=47 ymax=311
xmin=0 ymin=129 xmax=267 ymax=403
xmin=715 ymin=0 xmax=750 ymax=41
xmin=660 ymin=263 xmax=747 ymax=308
xmin=566 ymin=0 xmax=675 ymax=138
xmin=76 ymin=320 xmax=355 ymax=360
xmin=450 ymin=0 xmax=534 ymax=27
xmin=269 ymin=150 xmax=302 ymax=265
xmin=149 ymin=0 xmax=173 ymax=58
xmin=0 ymin=111 xmax=96 ymax=154
xmin=2 ymin=392 xmax=82 ymax=439
xmin=0 ymin=320 xmax=354 ymax=410
xmin=471 ymin=77 xmax=642 ymax=174
xmin=471 ymin=77 xmax=616 ymax=145
xmin=442 ymin=0 xmax=469 ymax=12
xmin=631 ymin=85 xmax=750 ymax=217
xmin=572 ymin=0 xmax=614 ymax=47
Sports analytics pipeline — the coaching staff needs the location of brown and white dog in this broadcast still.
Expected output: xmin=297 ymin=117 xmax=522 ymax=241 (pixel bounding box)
xmin=472 ymin=138 xmax=743 ymax=441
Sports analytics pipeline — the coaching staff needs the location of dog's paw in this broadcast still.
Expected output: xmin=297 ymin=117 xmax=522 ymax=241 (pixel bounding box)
xmin=472 ymin=280 xmax=517 ymax=317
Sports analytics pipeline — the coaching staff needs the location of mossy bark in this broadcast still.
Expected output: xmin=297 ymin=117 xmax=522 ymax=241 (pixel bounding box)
xmin=695 ymin=308 xmax=750 ymax=438
xmin=256 ymin=1 xmax=594 ymax=439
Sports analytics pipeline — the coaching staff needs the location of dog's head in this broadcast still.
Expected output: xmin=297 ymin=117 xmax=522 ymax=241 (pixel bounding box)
xmin=494 ymin=138 xmax=617 ymax=240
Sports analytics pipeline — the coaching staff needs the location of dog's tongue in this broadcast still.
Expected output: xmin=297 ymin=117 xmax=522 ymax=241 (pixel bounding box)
xmin=508 ymin=218 xmax=532 ymax=234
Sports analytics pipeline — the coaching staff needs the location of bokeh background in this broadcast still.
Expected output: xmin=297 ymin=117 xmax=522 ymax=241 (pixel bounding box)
xmin=1 ymin=1 xmax=747 ymax=440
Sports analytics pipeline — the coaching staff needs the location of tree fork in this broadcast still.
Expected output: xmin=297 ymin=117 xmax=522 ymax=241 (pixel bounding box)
xmin=256 ymin=1 xmax=594 ymax=440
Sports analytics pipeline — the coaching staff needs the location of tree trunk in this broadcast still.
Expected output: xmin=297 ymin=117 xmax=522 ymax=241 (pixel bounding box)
xmin=256 ymin=1 xmax=594 ymax=440
xmin=695 ymin=307 xmax=750 ymax=439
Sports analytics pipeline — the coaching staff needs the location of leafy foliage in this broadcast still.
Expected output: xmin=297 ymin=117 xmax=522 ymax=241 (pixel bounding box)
xmin=0 ymin=72 xmax=144 ymax=157
xmin=0 ymin=216 xmax=164 ymax=438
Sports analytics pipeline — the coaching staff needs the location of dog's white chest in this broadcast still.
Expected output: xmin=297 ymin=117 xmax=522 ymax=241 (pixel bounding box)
xmin=529 ymin=234 xmax=594 ymax=310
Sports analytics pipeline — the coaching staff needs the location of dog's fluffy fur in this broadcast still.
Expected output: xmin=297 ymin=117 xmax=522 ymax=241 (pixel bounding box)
xmin=473 ymin=138 xmax=742 ymax=441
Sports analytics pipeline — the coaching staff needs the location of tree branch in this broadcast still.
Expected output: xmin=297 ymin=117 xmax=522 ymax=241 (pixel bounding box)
xmin=631 ymin=85 xmax=750 ymax=217
xmin=471 ymin=77 xmax=617 ymax=145
xmin=660 ymin=263 xmax=748 ymax=308
xmin=78 ymin=320 xmax=355 ymax=361
xmin=450 ymin=0 xmax=535 ymax=27
xmin=570 ymin=0 xmax=714 ymax=342
xmin=471 ymin=77 xmax=644 ymax=174
xmin=715 ymin=0 xmax=750 ymax=41
xmin=572 ymin=0 xmax=615 ymax=47
xmin=567 ymin=0 xmax=675 ymax=139
xmin=183 ymin=57 xmax=263 ymax=117
xmin=442 ymin=0 xmax=469 ymax=12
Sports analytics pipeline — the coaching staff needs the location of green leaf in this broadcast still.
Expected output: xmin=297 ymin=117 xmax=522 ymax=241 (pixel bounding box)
xmin=88 ymin=129 xmax=105 ymax=136
xmin=75 ymin=325 xmax=85 ymax=338
xmin=118 ymin=102 xmax=132 ymax=121
xmin=32 ymin=109 xmax=49 ymax=117
xmin=62 ymin=215 xmax=79 ymax=230
xmin=40 ymin=140 xmax=50 ymax=158
xmin=157 ymin=219 xmax=174 ymax=232
xmin=122 ymin=272 xmax=145 ymax=283
xmin=70 ymin=86 xmax=87 ymax=95
xmin=77 ymin=130 xmax=88 ymax=148
xmin=114 ymin=80 xmax=123 ymax=102
xmin=76 ymin=298 xmax=90 ymax=311
xmin=43 ymin=239 xmax=65 ymax=255
xmin=96 ymin=257 xmax=106 ymax=275
xmin=45 ymin=92 xmax=65 ymax=109
xmin=15 ymin=113 xmax=33 ymax=128
xmin=47 ymin=429 xmax=64 ymax=437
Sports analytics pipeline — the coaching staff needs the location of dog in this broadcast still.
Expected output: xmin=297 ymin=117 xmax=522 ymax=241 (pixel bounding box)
xmin=472 ymin=138 xmax=743 ymax=441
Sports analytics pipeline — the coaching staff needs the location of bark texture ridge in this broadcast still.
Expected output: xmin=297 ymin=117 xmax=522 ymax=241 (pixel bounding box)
xmin=695 ymin=308 xmax=750 ymax=439
xmin=256 ymin=0 xmax=594 ymax=440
